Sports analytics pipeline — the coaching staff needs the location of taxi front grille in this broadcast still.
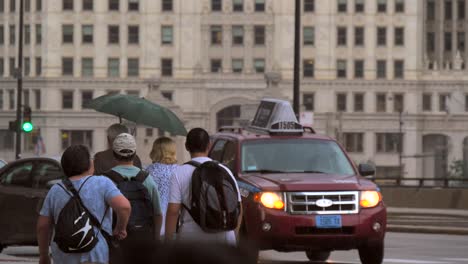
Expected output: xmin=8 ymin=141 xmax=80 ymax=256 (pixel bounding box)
xmin=287 ymin=191 xmax=359 ymax=215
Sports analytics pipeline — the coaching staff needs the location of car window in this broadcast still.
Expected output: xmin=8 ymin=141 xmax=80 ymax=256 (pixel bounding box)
xmin=32 ymin=162 xmax=64 ymax=189
xmin=0 ymin=160 xmax=6 ymax=169
xmin=221 ymin=141 xmax=236 ymax=173
xmin=209 ymin=140 xmax=227 ymax=162
xmin=0 ymin=162 xmax=34 ymax=187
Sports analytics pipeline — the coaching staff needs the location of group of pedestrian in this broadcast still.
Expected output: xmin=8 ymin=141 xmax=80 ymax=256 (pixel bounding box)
xmin=37 ymin=124 xmax=243 ymax=264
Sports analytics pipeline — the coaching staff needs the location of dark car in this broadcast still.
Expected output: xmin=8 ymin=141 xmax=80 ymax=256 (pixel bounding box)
xmin=209 ymin=99 xmax=387 ymax=264
xmin=0 ymin=157 xmax=64 ymax=252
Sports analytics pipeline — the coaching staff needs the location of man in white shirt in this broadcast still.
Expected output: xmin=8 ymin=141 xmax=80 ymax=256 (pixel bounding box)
xmin=165 ymin=128 xmax=242 ymax=246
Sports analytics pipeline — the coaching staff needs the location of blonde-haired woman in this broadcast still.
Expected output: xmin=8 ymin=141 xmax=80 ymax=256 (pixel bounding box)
xmin=146 ymin=137 xmax=178 ymax=236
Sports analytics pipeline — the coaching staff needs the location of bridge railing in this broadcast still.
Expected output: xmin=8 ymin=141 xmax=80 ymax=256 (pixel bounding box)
xmin=370 ymin=177 xmax=468 ymax=188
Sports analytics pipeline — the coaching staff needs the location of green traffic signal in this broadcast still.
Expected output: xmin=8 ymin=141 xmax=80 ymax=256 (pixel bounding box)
xmin=22 ymin=122 xmax=34 ymax=133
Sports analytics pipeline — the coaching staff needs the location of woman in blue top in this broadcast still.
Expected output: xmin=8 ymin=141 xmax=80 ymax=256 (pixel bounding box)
xmin=146 ymin=137 xmax=179 ymax=236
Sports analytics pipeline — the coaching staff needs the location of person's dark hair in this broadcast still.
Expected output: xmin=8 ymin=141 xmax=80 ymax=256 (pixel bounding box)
xmin=185 ymin=128 xmax=210 ymax=153
xmin=61 ymin=145 xmax=91 ymax=178
xmin=113 ymin=152 xmax=135 ymax=163
xmin=107 ymin=123 xmax=130 ymax=144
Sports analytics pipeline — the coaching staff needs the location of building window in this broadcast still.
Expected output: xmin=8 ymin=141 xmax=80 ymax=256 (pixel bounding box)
xmin=427 ymin=32 xmax=435 ymax=52
xmin=161 ymin=25 xmax=173 ymax=45
xmin=24 ymin=57 xmax=30 ymax=76
xmin=35 ymin=24 xmax=42 ymax=44
xmin=445 ymin=0 xmax=452 ymax=20
xmin=128 ymin=25 xmax=139 ymax=44
xmin=354 ymin=93 xmax=364 ymax=112
xmin=81 ymin=58 xmax=93 ymax=77
xmin=303 ymin=26 xmax=314 ymax=45
xmin=0 ymin=90 xmax=3 ymax=109
xmin=81 ymin=90 xmax=93 ymax=108
xmin=304 ymin=0 xmax=314 ymax=12
xmin=0 ymin=130 xmax=14 ymax=150
xmin=109 ymin=0 xmax=119 ymax=10
xmin=36 ymin=0 xmax=42 ymax=11
xmin=255 ymin=0 xmax=265 ymax=12
xmin=355 ymin=0 xmax=364 ymax=12
xmin=161 ymin=58 xmax=173 ymax=76
xmin=254 ymin=25 xmax=265 ymax=45
xmin=232 ymin=59 xmax=243 ymax=73
xmin=128 ymin=0 xmax=139 ymax=11
xmin=439 ymin=93 xmax=449 ymax=112
xmin=9 ymin=0 xmax=14 ymax=11
xmin=211 ymin=25 xmax=222 ymax=45
xmin=458 ymin=32 xmax=465 ymax=52
xmin=82 ymin=25 xmax=93 ymax=43
xmin=34 ymin=89 xmax=41 ymax=109
xmin=337 ymin=0 xmax=347 ymax=13
xmin=0 ymin=26 xmax=3 ymax=45
xmin=377 ymin=0 xmax=386 ymax=13
xmin=337 ymin=27 xmax=347 ymax=46
xmin=343 ymin=133 xmax=364 ymax=153
xmin=108 ymin=25 xmax=119 ymax=44
xmin=108 ymin=58 xmax=120 ymax=77
xmin=377 ymin=60 xmax=386 ymax=79
xmin=427 ymin=0 xmax=435 ymax=20
xmin=63 ymin=0 xmax=73 ymax=10
xmin=394 ymin=60 xmax=404 ymax=79
xmin=0 ymin=0 xmax=3 ymax=13
xmin=0 ymin=58 xmax=3 ymax=76
xmin=145 ymin=128 xmax=153 ymax=137
xmin=395 ymin=0 xmax=404 ymax=13
xmin=376 ymin=133 xmax=402 ymax=153
xmin=394 ymin=27 xmax=404 ymax=46
xmin=8 ymin=89 xmax=14 ymax=109
xmin=83 ymin=0 xmax=93 ymax=10
xmin=303 ymin=59 xmax=314 ymax=77
xmin=354 ymin=27 xmax=364 ymax=46
xmin=354 ymin=60 xmax=364 ymax=78
xmin=376 ymin=93 xmax=387 ymax=112
xmin=9 ymin=25 xmax=15 ymax=45
xmin=303 ymin=93 xmax=314 ymax=111
xmin=393 ymin=93 xmax=404 ymax=112
xmin=254 ymin=58 xmax=265 ymax=73
xmin=35 ymin=57 xmax=41 ymax=76
xmin=127 ymin=58 xmax=139 ymax=77
xmin=61 ymin=130 xmax=93 ymax=150
xmin=444 ymin=32 xmax=453 ymax=52
xmin=9 ymin=57 xmax=14 ymax=77
xmin=376 ymin=166 xmax=401 ymax=178
xmin=233 ymin=0 xmax=243 ymax=11
xmin=62 ymin=91 xmax=74 ymax=109
xmin=458 ymin=0 xmax=465 ymax=20
xmin=336 ymin=93 xmax=347 ymax=112
xmin=62 ymin=25 xmax=74 ymax=43
xmin=232 ymin=26 xmax=244 ymax=45
xmin=465 ymin=94 xmax=468 ymax=112
xmin=62 ymin=57 xmax=73 ymax=76
xmin=162 ymin=0 xmax=172 ymax=11
xmin=337 ymin=60 xmax=347 ymax=78
xmin=423 ymin=93 xmax=432 ymax=111
xmin=211 ymin=0 xmax=222 ymax=11
xmin=377 ymin=27 xmax=387 ymax=46
xmin=211 ymin=59 xmax=222 ymax=73
xmin=162 ymin=91 xmax=173 ymax=101
xmin=24 ymin=25 xmax=30 ymax=44
xmin=23 ymin=90 xmax=30 ymax=107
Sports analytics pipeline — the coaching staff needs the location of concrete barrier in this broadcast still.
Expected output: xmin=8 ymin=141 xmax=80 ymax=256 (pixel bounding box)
xmin=380 ymin=187 xmax=468 ymax=210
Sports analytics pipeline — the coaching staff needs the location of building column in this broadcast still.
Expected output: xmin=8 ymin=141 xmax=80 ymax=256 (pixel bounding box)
xmin=403 ymin=128 xmax=419 ymax=178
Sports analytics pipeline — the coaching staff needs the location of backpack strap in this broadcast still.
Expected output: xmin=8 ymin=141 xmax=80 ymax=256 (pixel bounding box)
xmin=102 ymin=170 xmax=125 ymax=183
xmin=133 ymin=170 xmax=149 ymax=183
xmin=184 ymin=160 xmax=202 ymax=168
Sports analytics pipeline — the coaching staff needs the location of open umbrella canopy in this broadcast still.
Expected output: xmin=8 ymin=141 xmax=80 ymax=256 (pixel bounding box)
xmin=85 ymin=94 xmax=187 ymax=136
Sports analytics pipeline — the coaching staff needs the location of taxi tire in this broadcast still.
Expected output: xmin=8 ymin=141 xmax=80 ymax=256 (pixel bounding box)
xmin=358 ymin=241 xmax=384 ymax=264
xmin=305 ymin=250 xmax=330 ymax=262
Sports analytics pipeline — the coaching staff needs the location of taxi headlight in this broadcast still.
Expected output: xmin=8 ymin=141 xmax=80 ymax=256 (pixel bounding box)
xmin=255 ymin=192 xmax=285 ymax=210
xmin=360 ymin=191 xmax=382 ymax=208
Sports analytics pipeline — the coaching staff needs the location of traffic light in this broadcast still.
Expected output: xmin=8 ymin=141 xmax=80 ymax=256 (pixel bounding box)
xmin=22 ymin=106 xmax=34 ymax=133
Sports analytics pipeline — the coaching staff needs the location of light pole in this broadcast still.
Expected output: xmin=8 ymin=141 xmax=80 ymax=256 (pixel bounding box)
xmin=293 ymin=0 xmax=301 ymax=118
xmin=15 ymin=0 xmax=24 ymax=160
xmin=398 ymin=110 xmax=403 ymax=180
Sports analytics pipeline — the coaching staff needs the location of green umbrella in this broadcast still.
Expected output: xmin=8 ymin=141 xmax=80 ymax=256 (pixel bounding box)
xmin=85 ymin=94 xmax=187 ymax=136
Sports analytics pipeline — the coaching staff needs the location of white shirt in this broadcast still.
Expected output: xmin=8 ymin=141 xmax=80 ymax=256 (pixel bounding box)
xmin=168 ymin=157 xmax=241 ymax=245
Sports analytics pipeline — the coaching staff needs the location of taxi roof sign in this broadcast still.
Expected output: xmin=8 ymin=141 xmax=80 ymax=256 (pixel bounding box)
xmin=249 ymin=99 xmax=303 ymax=134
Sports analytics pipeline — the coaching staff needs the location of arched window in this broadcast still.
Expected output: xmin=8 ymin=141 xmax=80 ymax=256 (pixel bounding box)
xmin=216 ymin=105 xmax=241 ymax=130
xmin=423 ymin=134 xmax=449 ymax=179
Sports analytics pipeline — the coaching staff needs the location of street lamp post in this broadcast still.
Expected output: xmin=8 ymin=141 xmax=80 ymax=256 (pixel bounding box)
xmin=398 ymin=110 xmax=403 ymax=181
xmin=15 ymin=0 xmax=24 ymax=160
xmin=293 ymin=0 xmax=301 ymax=118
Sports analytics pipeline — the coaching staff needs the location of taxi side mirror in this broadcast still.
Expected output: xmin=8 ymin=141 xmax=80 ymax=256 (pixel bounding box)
xmin=358 ymin=163 xmax=375 ymax=177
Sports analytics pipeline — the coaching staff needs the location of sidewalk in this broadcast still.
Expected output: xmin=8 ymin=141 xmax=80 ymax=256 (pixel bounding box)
xmin=387 ymin=207 xmax=468 ymax=235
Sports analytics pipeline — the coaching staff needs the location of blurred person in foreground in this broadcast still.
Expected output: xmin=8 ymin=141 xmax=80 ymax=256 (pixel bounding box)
xmin=37 ymin=145 xmax=131 ymax=264
xmin=146 ymin=137 xmax=179 ymax=237
xmin=94 ymin=123 xmax=142 ymax=175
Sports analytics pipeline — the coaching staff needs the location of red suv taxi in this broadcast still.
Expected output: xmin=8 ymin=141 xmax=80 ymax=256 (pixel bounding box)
xmin=209 ymin=99 xmax=386 ymax=264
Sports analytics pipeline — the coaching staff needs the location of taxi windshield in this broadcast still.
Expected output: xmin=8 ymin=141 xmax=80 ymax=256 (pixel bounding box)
xmin=241 ymin=139 xmax=355 ymax=175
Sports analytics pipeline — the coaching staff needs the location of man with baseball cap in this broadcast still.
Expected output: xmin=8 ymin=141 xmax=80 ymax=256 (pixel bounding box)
xmin=105 ymin=133 xmax=162 ymax=264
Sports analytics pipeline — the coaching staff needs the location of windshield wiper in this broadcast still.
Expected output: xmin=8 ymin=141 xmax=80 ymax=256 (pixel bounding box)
xmin=300 ymin=170 xmax=327 ymax=174
xmin=243 ymin=169 xmax=286 ymax=174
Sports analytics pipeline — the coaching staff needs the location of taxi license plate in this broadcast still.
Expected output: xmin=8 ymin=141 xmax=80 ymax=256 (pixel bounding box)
xmin=315 ymin=215 xmax=342 ymax=228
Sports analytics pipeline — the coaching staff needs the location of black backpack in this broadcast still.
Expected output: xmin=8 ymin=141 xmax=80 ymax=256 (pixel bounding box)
xmin=183 ymin=161 xmax=240 ymax=233
xmin=54 ymin=177 xmax=109 ymax=253
xmin=103 ymin=170 xmax=154 ymax=233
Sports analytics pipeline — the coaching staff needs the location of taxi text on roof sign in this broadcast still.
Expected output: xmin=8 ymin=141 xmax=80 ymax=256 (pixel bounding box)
xmin=249 ymin=98 xmax=303 ymax=134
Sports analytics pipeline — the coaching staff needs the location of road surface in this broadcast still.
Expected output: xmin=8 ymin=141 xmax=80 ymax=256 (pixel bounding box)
xmin=1 ymin=232 xmax=468 ymax=263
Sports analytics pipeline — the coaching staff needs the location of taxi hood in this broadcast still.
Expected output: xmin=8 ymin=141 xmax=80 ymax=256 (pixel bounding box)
xmin=242 ymin=173 xmax=372 ymax=192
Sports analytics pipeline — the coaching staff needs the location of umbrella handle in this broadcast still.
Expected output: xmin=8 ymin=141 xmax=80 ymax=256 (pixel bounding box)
xmin=119 ymin=115 xmax=122 ymax=123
